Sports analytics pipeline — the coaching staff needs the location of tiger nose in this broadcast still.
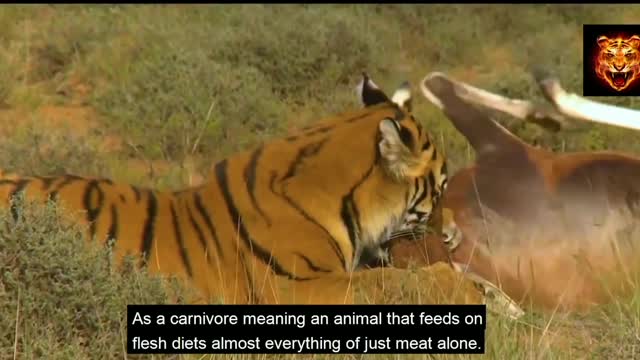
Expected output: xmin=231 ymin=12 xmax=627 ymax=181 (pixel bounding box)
xmin=614 ymin=63 xmax=625 ymax=71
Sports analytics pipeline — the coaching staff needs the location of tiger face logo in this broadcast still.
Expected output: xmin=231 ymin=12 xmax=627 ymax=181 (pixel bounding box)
xmin=595 ymin=35 xmax=640 ymax=91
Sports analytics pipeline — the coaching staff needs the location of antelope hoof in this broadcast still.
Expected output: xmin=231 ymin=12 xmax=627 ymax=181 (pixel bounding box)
xmin=443 ymin=226 xmax=463 ymax=252
xmin=452 ymin=262 xmax=525 ymax=320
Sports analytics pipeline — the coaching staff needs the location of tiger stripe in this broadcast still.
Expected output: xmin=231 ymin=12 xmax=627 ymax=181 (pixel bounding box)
xmin=0 ymin=73 xmax=469 ymax=305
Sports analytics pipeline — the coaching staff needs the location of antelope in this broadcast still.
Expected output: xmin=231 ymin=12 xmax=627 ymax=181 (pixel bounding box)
xmin=388 ymin=70 xmax=640 ymax=312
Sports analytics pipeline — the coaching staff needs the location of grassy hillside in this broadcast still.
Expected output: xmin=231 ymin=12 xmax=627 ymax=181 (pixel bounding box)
xmin=1 ymin=4 xmax=639 ymax=359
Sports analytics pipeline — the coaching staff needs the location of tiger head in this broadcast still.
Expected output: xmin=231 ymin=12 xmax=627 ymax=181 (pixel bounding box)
xmin=595 ymin=35 xmax=640 ymax=91
xmin=357 ymin=73 xmax=448 ymax=235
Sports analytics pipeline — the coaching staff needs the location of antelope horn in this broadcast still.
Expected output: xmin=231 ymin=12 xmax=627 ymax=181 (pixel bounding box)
xmin=420 ymin=72 xmax=568 ymax=132
xmin=535 ymin=73 xmax=640 ymax=132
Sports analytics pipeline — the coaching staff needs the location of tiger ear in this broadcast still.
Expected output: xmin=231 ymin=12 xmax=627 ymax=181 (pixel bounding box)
xmin=357 ymin=72 xmax=390 ymax=107
xmin=597 ymin=36 xmax=610 ymax=49
xmin=391 ymin=81 xmax=413 ymax=113
xmin=629 ymin=35 xmax=640 ymax=49
xmin=378 ymin=118 xmax=424 ymax=180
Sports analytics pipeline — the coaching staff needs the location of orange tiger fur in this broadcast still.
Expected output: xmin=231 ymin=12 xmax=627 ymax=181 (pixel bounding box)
xmin=0 ymin=74 xmax=484 ymax=305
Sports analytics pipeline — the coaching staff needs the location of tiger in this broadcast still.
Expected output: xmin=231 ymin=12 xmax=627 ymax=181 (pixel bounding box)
xmin=361 ymin=205 xmax=461 ymax=269
xmin=595 ymin=34 xmax=640 ymax=91
xmin=0 ymin=73 xmax=485 ymax=306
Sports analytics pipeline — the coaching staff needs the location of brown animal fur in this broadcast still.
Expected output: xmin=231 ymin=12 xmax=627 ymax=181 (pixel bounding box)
xmin=386 ymin=73 xmax=640 ymax=312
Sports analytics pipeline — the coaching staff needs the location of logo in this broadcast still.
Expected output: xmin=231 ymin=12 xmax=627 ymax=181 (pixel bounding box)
xmin=583 ymin=24 xmax=640 ymax=96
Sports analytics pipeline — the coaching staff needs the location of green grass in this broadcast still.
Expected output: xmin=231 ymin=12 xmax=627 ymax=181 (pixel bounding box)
xmin=3 ymin=5 xmax=640 ymax=171
xmin=0 ymin=195 xmax=189 ymax=359
xmin=1 ymin=197 xmax=637 ymax=359
xmin=0 ymin=4 xmax=640 ymax=359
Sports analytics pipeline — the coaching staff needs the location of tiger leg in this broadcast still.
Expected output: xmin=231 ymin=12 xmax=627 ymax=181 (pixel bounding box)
xmin=274 ymin=263 xmax=485 ymax=305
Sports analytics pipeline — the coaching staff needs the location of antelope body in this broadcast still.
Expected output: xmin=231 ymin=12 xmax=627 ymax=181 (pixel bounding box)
xmin=409 ymin=72 xmax=640 ymax=311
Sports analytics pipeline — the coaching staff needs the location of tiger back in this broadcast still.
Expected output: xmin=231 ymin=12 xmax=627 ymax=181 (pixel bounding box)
xmin=0 ymin=74 xmax=476 ymax=305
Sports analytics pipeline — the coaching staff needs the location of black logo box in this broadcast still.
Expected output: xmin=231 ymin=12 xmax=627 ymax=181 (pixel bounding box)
xmin=583 ymin=24 xmax=640 ymax=97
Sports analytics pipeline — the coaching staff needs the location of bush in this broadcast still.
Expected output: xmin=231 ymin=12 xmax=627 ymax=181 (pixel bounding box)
xmin=0 ymin=195 xmax=187 ymax=359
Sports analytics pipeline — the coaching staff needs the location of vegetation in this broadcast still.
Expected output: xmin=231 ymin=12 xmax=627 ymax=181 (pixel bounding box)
xmin=0 ymin=4 xmax=639 ymax=359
